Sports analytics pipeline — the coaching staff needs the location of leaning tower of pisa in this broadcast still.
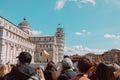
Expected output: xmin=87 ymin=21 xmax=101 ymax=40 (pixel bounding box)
xmin=55 ymin=26 xmax=65 ymax=62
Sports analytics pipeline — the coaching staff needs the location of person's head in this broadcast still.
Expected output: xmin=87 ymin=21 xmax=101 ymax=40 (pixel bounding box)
xmin=35 ymin=67 xmax=45 ymax=80
xmin=77 ymin=57 xmax=92 ymax=73
xmin=17 ymin=52 xmax=32 ymax=64
xmin=61 ymin=58 xmax=73 ymax=70
xmin=45 ymin=61 xmax=57 ymax=71
xmin=0 ymin=64 xmax=9 ymax=77
xmin=38 ymin=65 xmax=45 ymax=71
xmin=64 ymin=55 xmax=69 ymax=59
xmin=96 ymin=62 xmax=116 ymax=80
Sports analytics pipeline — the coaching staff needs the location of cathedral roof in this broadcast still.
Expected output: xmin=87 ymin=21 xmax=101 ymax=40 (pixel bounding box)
xmin=18 ymin=18 xmax=32 ymax=30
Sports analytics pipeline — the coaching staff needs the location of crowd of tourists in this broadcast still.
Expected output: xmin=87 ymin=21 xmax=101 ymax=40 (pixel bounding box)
xmin=0 ymin=52 xmax=120 ymax=80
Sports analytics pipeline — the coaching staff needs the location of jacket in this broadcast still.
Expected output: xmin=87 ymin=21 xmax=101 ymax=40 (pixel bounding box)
xmin=64 ymin=69 xmax=77 ymax=79
xmin=3 ymin=64 xmax=40 ymax=80
xmin=71 ymin=73 xmax=90 ymax=80
xmin=71 ymin=76 xmax=90 ymax=80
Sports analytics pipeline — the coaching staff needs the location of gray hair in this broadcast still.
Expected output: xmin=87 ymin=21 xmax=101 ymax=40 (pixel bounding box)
xmin=61 ymin=58 xmax=73 ymax=69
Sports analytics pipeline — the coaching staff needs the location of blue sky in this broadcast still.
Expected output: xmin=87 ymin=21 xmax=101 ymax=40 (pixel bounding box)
xmin=1 ymin=0 xmax=120 ymax=55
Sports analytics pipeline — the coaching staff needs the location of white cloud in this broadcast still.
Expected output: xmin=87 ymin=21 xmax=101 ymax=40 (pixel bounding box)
xmin=55 ymin=0 xmax=120 ymax=10
xmin=111 ymin=0 xmax=120 ymax=8
xmin=32 ymin=30 xmax=42 ymax=36
xmin=82 ymin=29 xmax=86 ymax=32
xmin=104 ymin=34 xmax=113 ymax=38
xmin=81 ymin=0 xmax=96 ymax=5
xmin=105 ymin=0 xmax=120 ymax=8
xmin=55 ymin=0 xmax=96 ymax=10
xmin=55 ymin=0 xmax=67 ymax=10
xmin=87 ymin=32 xmax=91 ymax=35
xmin=104 ymin=34 xmax=120 ymax=39
xmin=75 ymin=32 xmax=82 ymax=36
xmin=65 ymin=45 xmax=105 ymax=55
xmin=69 ymin=0 xmax=96 ymax=8
xmin=75 ymin=29 xmax=91 ymax=36
xmin=78 ymin=5 xmax=83 ymax=8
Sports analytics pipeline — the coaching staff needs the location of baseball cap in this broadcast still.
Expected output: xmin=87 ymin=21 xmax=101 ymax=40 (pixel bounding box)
xmin=17 ymin=52 xmax=32 ymax=64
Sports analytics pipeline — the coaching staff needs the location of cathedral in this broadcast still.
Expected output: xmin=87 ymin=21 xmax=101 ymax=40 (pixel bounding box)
xmin=0 ymin=16 xmax=65 ymax=64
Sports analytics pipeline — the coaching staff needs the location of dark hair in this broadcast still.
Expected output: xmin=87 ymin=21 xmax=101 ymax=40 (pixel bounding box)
xmin=64 ymin=55 xmax=69 ymax=59
xmin=77 ymin=57 xmax=92 ymax=73
xmin=17 ymin=52 xmax=32 ymax=64
xmin=45 ymin=61 xmax=57 ymax=71
xmin=44 ymin=61 xmax=58 ymax=80
xmin=96 ymin=62 xmax=116 ymax=80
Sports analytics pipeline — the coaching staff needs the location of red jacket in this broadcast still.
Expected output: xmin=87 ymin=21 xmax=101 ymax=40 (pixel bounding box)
xmin=71 ymin=73 xmax=90 ymax=80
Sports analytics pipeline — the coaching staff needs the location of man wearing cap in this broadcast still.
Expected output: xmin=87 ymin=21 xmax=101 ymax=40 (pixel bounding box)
xmin=3 ymin=52 xmax=40 ymax=80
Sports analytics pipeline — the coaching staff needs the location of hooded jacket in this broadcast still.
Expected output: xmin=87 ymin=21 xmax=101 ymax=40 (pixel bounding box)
xmin=3 ymin=64 xmax=40 ymax=80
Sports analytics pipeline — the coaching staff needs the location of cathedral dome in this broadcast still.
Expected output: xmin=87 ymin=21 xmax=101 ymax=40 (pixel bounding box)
xmin=18 ymin=18 xmax=32 ymax=35
xmin=18 ymin=18 xmax=32 ymax=30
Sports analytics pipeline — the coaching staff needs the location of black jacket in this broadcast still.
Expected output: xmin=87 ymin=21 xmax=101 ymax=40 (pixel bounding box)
xmin=3 ymin=64 xmax=40 ymax=80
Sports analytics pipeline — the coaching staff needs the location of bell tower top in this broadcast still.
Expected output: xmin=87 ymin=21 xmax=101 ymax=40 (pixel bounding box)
xmin=55 ymin=24 xmax=64 ymax=39
xmin=24 ymin=17 xmax=26 ymax=20
xmin=57 ymin=24 xmax=64 ymax=33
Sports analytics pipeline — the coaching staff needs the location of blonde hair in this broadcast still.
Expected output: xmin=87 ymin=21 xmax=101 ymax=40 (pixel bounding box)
xmin=35 ymin=67 xmax=45 ymax=80
xmin=6 ymin=63 xmax=12 ymax=72
xmin=114 ymin=70 xmax=120 ymax=78
xmin=0 ymin=64 xmax=9 ymax=77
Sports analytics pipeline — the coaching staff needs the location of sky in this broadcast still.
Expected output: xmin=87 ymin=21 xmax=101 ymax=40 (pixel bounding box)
xmin=0 ymin=0 xmax=120 ymax=55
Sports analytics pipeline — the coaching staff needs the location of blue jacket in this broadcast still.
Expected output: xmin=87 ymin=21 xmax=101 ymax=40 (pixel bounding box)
xmin=61 ymin=69 xmax=77 ymax=79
